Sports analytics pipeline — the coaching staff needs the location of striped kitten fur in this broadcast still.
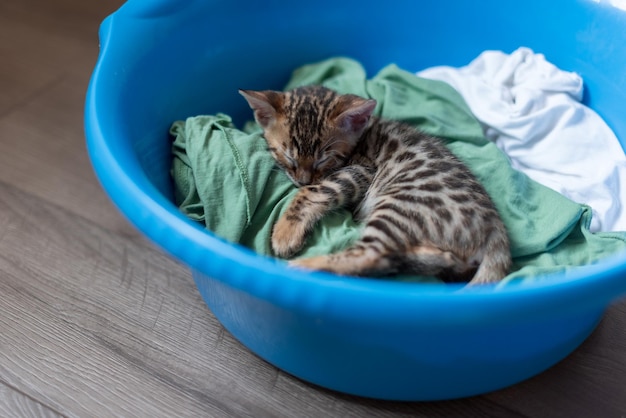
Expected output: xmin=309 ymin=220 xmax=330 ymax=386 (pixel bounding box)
xmin=240 ymin=85 xmax=511 ymax=284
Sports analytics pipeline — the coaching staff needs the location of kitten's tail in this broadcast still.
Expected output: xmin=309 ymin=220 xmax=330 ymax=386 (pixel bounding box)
xmin=290 ymin=243 xmax=474 ymax=279
xmin=290 ymin=230 xmax=511 ymax=285
xmin=468 ymin=230 xmax=512 ymax=285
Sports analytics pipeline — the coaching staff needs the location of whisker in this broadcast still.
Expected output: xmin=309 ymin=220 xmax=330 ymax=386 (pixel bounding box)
xmin=321 ymin=138 xmax=343 ymax=153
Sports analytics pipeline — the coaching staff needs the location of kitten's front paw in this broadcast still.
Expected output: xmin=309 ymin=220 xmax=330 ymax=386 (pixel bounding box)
xmin=271 ymin=217 xmax=308 ymax=258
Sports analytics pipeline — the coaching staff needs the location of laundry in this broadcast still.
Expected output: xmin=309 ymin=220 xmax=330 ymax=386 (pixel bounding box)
xmin=170 ymin=57 xmax=626 ymax=284
xmin=170 ymin=113 xmax=361 ymax=259
xmin=417 ymin=47 xmax=626 ymax=233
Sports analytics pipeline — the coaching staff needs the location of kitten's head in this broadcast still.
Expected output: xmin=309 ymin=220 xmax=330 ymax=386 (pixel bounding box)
xmin=239 ymin=86 xmax=376 ymax=186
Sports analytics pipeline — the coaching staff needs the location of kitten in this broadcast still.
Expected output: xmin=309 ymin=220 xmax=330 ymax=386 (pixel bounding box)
xmin=239 ymin=85 xmax=511 ymax=284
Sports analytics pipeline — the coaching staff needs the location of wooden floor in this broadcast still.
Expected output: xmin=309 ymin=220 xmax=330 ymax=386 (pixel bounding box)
xmin=2 ymin=1 xmax=626 ymax=416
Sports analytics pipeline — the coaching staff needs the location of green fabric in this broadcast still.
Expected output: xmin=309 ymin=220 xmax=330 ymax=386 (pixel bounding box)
xmin=171 ymin=115 xmax=360 ymax=257
xmin=170 ymin=57 xmax=626 ymax=283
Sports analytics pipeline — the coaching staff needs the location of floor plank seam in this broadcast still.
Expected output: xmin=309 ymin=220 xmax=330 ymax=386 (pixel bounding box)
xmin=0 ymin=175 xmax=157 ymax=253
xmin=0 ymin=379 xmax=68 ymax=418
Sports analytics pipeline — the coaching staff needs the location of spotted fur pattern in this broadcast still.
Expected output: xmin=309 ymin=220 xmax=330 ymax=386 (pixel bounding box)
xmin=240 ymin=85 xmax=511 ymax=284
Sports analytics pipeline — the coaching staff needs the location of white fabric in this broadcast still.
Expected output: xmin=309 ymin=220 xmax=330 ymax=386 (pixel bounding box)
xmin=417 ymin=47 xmax=626 ymax=232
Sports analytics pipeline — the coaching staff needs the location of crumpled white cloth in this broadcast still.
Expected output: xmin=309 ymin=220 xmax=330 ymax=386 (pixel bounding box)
xmin=417 ymin=47 xmax=626 ymax=232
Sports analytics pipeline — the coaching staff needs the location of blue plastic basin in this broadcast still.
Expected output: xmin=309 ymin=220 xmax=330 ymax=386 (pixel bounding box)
xmin=85 ymin=0 xmax=626 ymax=401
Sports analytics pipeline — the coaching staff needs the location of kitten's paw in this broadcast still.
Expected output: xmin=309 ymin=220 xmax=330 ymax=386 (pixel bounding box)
xmin=271 ymin=217 xmax=308 ymax=258
xmin=289 ymin=256 xmax=327 ymax=271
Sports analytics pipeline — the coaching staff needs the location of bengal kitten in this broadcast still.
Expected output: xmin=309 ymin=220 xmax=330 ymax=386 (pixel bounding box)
xmin=239 ymin=85 xmax=511 ymax=284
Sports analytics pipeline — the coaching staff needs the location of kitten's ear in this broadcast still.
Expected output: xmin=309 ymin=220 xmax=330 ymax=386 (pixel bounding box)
xmin=239 ymin=89 xmax=283 ymax=129
xmin=334 ymin=97 xmax=377 ymax=133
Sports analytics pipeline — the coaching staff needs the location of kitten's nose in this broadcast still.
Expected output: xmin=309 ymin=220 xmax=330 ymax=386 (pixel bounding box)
xmin=295 ymin=171 xmax=312 ymax=186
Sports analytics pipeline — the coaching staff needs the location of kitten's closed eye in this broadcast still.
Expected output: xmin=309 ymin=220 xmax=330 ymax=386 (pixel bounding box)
xmin=283 ymin=154 xmax=297 ymax=170
xmin=314 ymin=156 xmax=332 ymax=170
xmin=273 ymin=153 xmax=314 ymax=186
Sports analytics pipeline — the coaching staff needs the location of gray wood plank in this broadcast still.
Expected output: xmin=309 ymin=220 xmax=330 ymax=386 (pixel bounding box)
xmin=0 ymin=181 xmax=241 ymax=417
xmin=0 ymin=0 xmax=118 ymax=118
xmin=0 ymin=71 xmax=134 ymax=236
xmin=0 ymin=1 xmax=137 ymax=236
xmin=0 ymin=382 xmax=63 ymax=418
